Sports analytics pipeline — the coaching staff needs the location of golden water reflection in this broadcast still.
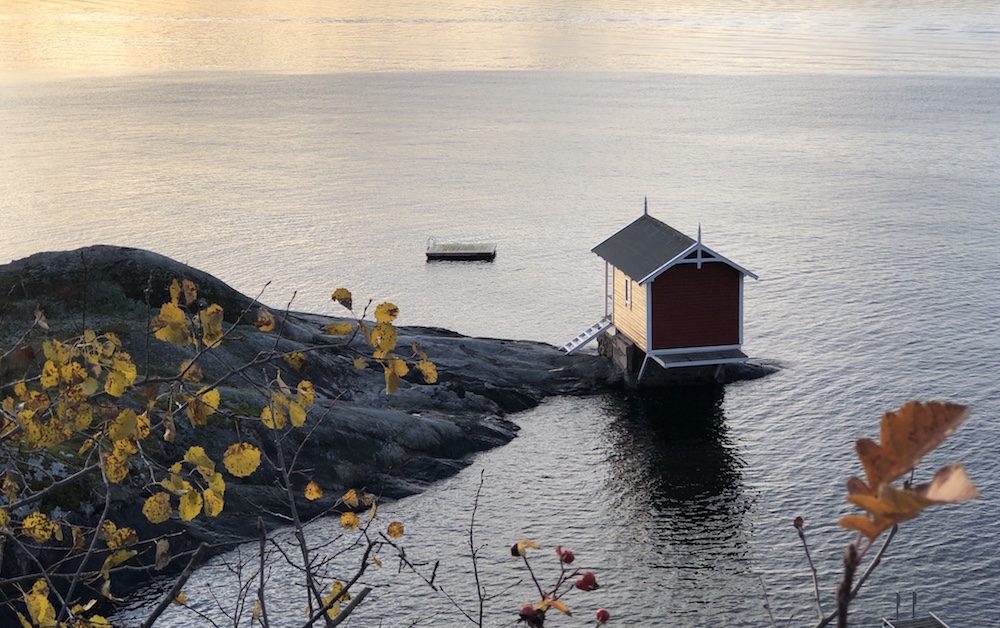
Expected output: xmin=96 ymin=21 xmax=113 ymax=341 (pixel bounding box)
xmin=1 ymin=0 xmax=997 ymax=77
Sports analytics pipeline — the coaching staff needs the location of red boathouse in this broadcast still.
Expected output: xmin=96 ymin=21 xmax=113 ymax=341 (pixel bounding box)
xmin=562 ymin=203 xmax=757 ymax=384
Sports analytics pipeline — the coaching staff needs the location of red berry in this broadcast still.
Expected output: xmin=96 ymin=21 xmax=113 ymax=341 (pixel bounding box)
xmin=596 ymin=608 xmax=611 ymax=623
xmin=556 ymin=547 xmax=575 ymax=564
xmin=520 ymin=604 xmax=535 ymax=618
xmin=574 ymin=571 xmax=598 ymax=591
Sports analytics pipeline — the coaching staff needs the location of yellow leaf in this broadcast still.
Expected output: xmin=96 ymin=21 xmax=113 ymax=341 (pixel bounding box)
xmin=203 ymin=488 xmax=224 ymax=517
xmin=34 ymin=308 xmax=49 ymax=330
xmin=322 ymin=581 xmax=350 ymax=619
xmin=223 ymin=442 xmax=261 ymax=478
xmin=370 ymin=322 xmax=397 ymax=356
xmin=387 ymin=356 xmax=409 ymax=377
xmin=102 ymin=447 xmax=130 ymax=484
xmin=200 ymin=304 xmax=224 ymax=348
xmin=179 ymin=359 xmax=203 ymax=383
xmin=549 ymin=599 xmax=571 ymax=616
xmin=42 ymin=340 xmax=68 ymax=366
xmin=160 ymin=474 xmax=191 ymax=496
xmin=155 ymin=539 xmax=171 ymax=570
xmin=342 ymin=489 xmax=359 ymax=507
xmin=106 ymin=527 xmax=138 ymax=550
xmin=112 ymin=353 xmax=137 ymax=386
xmin=415 ymin=360 xmax=438 ymax=384
xmin=181 ymin=279 xmax=197 ymax=306
xmin=178 ymin=490 xmax=203 ymax=521
xmin=78 ymin=438 xmax=95 ymax=456
xmin=340 ymin=512 xmax=360 ymax=530
xmin=305 ymin=481 xmax=323 ymax=501
xmin=387 ymin=521 xmax=404 ymax=539
xmin=331 ymin=288 xmax=353 ymax=310
xmin=153 ymin=302 xmax=192 ymax=346
xmin=208 ymin=472 xmax=226 ymax=495
xmin=99 ymin=549 xmax=137 ymax=580
xmin=163 ymin=415 xmax=176 ymax=442
xmin=142 ymin=493 xmax=172 ymax=524
xmin=374 ymin=302 xmax=399 ymax=324
xmin=384 ymin=370 xmax=400 ymax=395
xmin=184 ymin=446 xmax=215 ymax=474
xmin=252 ymin=600 xmax=262 ymax=621
xmin=297 ymin=380 xmax=315 ymax=408
xmin=186 ymin=389 xmax=220 ymax=427
xmin=25 ymin=579 xmax=56 ymax=627
xmin=72 ymin=526 xmax=85 ymax=550
xmin=255 ymin=308 xmax=275 ymax=332
xmin=104 ymin=371 xmax=128 ymax=398
xmin=169 ymin=279 xmax=181 ymax=305
xmin=513 ymin=540 xmax=540 ymax=557
xmin=323 ymin=322 xmax=354 ymax=336
xmin=60 ymin=361 xmax=89 ymax=385
xmin=284 ymin=351 xmax=307 ymax=373
xmin=289 ymin=401 xmax=307 ymax=427
xmin=0 ymin=508 xmax=9 ymax=530
xmin=353 ymin=357 xmax=369 ymax=370
xmin=261 ymin=406 xmax=278 ymax=430
xmin=173 ymin=592 xmax=187 ymax=605
xmin=99 ymin=520 xmax=117 ymax=541
xmin=109 ymin=409 xmax=138 ymax=442
xmin=21 ymin=512 xmax=59 ymax=543
xmin=40 ymin=360 xmax=59 ymax=389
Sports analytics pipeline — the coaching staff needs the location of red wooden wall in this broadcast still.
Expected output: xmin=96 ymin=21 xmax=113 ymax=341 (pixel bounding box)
xmin=650 ymin=263 xmax=740 ymax=350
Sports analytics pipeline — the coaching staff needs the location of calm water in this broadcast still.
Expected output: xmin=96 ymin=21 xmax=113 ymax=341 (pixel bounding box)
xmin=3 ymin=1 xmax=1000 ymax=625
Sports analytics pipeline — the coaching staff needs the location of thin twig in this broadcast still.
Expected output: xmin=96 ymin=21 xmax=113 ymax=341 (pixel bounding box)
xmin=796 ymin=522 xmax=824 ymax=620
xmin=9 ymin=464 xmax=100 ymax=511
xmin=258 ymin=517 xmax=271 ymax=628
xmin=469 ymin=470 xmax=486 ymax=627
xmin=758 ymin=574 xmax=778 ymax=628
xmin=814 ymin=526 xmax=897 ymax=628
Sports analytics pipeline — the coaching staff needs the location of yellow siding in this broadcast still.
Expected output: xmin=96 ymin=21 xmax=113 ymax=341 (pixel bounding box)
xmin=613 ymin=267 xmax=647 ymax=351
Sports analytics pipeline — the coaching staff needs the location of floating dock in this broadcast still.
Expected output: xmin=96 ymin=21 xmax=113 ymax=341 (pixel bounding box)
xmin=426 ymin=238 xmax=497 ymax=262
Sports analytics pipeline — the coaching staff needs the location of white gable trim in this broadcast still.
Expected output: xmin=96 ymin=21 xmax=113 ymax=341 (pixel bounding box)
xmin=637 ymin=242 xmax=758 ymax=285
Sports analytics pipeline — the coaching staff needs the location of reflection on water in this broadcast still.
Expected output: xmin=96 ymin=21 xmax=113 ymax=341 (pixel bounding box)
xmin=607 ymin=387 xmax=749 ymax=553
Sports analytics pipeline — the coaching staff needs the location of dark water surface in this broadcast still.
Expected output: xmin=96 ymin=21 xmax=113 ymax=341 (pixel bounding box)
xmin=2 ymin=2 xmax=1000 ymax=626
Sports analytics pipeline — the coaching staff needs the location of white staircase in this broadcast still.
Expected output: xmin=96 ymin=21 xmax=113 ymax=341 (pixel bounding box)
xmin=561 ymin=317 xmax=613 ymax=354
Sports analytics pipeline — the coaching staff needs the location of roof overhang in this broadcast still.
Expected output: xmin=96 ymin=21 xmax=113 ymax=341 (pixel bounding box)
xmin=636 ymin=242 xmax=758 ymax=285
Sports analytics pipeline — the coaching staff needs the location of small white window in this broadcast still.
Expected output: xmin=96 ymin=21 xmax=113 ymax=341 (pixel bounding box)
xmin=624 ymin=278 xmax=632 ymax=307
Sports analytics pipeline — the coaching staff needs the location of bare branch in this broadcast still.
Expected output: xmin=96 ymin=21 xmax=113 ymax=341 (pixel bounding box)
xmin=139 ymin=542 xmax=207 ymax=628
xmin=758 ymin=574 xmax=778 ymax=628
xmin=795 ymin=521 xmax=824 ymax=620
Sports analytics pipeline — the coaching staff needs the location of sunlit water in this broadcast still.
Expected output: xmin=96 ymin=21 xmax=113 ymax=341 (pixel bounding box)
xmin=2 ymin=1 xmax=1000 ymax=626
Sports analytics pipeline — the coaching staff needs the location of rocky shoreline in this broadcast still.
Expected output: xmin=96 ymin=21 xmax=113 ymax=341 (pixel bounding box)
xmin=0 ymin=245 xmax=775 ymax=607
xmin=0 ymin=246 xmax=622 ymax=596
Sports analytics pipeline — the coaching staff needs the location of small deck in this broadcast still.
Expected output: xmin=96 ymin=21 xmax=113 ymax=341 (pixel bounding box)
xmin=426 ymin=239 xmax=497 ymax=262
xmin=648 ymin=348 xmax=749 ymax=369
xmin=882 ymin=614 xmax=949 ymax=628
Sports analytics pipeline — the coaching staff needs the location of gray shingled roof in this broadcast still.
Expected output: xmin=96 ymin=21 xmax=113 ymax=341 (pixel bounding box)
xmin=591 ymin=214 xmax=696 ymax=282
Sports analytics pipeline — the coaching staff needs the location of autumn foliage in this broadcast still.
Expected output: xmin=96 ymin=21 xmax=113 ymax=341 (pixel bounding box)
xmin=0 ymin=279 xmax=423 ymax=626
